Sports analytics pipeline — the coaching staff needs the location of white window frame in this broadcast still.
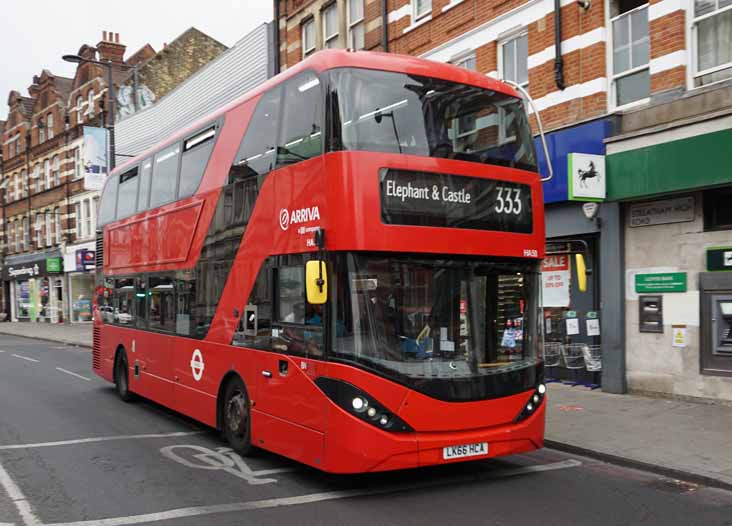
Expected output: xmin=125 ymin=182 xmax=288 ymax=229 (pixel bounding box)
xmin=20 ymin=169 xmax=27 ymax=198
xmin=75 ymin=202 xmax=82 ymax=238
xmin=35 ymin=213 xmax=42 ymax=247
xmin=608 ymin=3 xmax=650 ymax=111
xmin=45 ymin=210 xmax=52 ymax=246
xmin=691 ymin=1 xmax=732 ymax=89
xmin=9 ymin=139 xmax=15 ymax=159
xmin=413 ymin=0 xmax=432 ymax=21
xmin=14 ymin=174 xmax=21 ymax=200
xmin=39 ymin=121 xmax=45 ymax=143
xmin=33 ymin=163 xmax=41 ymax=193
xmin=74 ymin=147 xmax=82 ymax=179
xmin=84 ymin=199 xmax=92 ymax=237
xmin=22 ymin=216 xmax=29 ymax=251
xmin=52 ymin=155 xmax=60 ymax=186
xmin=450 ymin=50 xmax=477 ymax=71
xmin=323 ymin=3 xmax=339 ymax=49
xmin=347 ymin=0 xmax=365 ymax=50
xmin=44 ymin=158 xmax=51 ymax=189
xmin=302 ymin=18 xmax=316 ymax=58
xmin=498 ymin=30 xmax=529 ymax=88
xmin=87 ymin=90 xmax=95 ymax=116
xmin=47 ymin=114 xmax=54 ymax=140
xmin=54 ymin=207 xmax=61 ymax=245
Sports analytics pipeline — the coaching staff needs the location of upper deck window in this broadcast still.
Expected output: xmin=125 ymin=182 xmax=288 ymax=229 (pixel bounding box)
xmin=327 ymin=68 xmax=537 ymax=172
xmin=277 ymin=73 xmax=322 ymax=167
xmin=150 ymin=143 xmax=181 ymax=208
xmin=98 ymin=174 xmax=119 ymax=227
xmin=116 ymin=166 xmax=139 ymax=219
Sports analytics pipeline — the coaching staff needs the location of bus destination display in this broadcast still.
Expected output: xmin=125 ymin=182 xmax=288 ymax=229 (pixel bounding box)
xmin=380 ymin=169 xmax=532 ymax=233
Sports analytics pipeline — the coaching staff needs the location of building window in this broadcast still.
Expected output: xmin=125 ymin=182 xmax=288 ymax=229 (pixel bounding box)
xmin=87 ymin=90 xmax=95 ymax=116
xmin=348 ymin=0 xmax=365 ymax=49
xmin=75 ymin=147 xmax=82 ymax=179
xmin=22 ymin=217 xmax=29 ymax=250
xmin=704 ymin=187 xmax=732 ymax=231
xmin=413 ymin=0 xmax=432 ymax=21
xmin=15 ymin=174 xmax=21 ymax=200
xmin=302 ymin=18 xmax=316 ymax=57
xmin=47 ymin=114 xmax=54 ymax=140
xmin=451 ymin=52 xmax=477 ymax=71
xmin=54 ymin=207 xmax=61 ymax=244
xmin=20 ymin=169 xmax=27 ymax=198
xmin=84 ymin=199 xmax=92 ymax=237
xmin=75 ymin=202 xmax=82 ymax=238
xmin=33 ymin=163 xmax=41 ymax=193
xmin=53 ymin=155 xmax=60 ymax=186
xmin=323 ymin=3 xmax=339 ymax=49
xmin=694 ymin=1 xmax=732 ymax=87
xmin=39 ymin=121 xmax=46 ymax=143
xmin=44 ymin=158 xmax=51 ymax=189
xmin=500 ymin=32 xmax=529 ymax=87
xmin=45 ymin=211 xmax=52 ymax=246
xmin=9 ymin=139 xmax=15 ymax=159
xmin=611 ymin=3 xmax=650 ymax=107
xmin=8 ymin=221 xmax=15 ymax=254
xmin=35 ymin=213 xmax=42 ymax=247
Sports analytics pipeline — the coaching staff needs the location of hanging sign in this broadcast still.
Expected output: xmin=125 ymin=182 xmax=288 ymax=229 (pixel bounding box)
xmin=542 ymin=255 xmax=571 ymax=307
xmin=568 ymin=153 xmax=605 ymax=201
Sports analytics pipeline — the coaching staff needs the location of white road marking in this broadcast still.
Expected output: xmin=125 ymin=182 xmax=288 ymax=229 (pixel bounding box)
xmin=55 ymin=368 xmax=91 ymax=382
xmin=0 ymin=431 xmax=204 ymax=451
xmin=0 ymin=460 xmax=41 ymax=526
xmin=44 ymin=459 xmax=581 ymax=526
xmin=11 ymin=355 xmax=38 ymax=363
xmin=161 ymin=445 xmax=297 ymax=485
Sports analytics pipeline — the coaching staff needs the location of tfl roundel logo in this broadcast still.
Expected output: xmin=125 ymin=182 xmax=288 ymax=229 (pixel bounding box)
xmin=279 ymin=208 xmax=290 ymax=231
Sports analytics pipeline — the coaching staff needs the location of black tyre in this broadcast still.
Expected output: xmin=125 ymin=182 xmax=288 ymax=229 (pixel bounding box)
xmin=114 ymin=349 xmax=134 ymax=403
xmin=222 ymin=377 xmax=253 ymax=456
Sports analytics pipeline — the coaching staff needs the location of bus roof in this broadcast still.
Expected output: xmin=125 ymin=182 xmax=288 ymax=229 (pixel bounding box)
xmin=112 ymin=49 xmax=520 ymax=175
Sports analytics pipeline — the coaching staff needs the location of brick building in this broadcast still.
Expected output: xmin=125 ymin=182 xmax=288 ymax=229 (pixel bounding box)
xmin=275 ymin=0 xmax=732 ymax=401
xmin=0 ymin=29 xmax=227 ymax=325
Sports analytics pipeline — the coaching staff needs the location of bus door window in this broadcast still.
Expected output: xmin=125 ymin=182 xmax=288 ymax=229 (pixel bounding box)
xmin=149 ymin=276 xmax=175 ymax=332
xmin=277 ymin=72 xmax=322 ymax=167
xmin=113 ymin=278 xmax=135 ymax=325
xmin=135 ymin=277 xmax=148 ymax=329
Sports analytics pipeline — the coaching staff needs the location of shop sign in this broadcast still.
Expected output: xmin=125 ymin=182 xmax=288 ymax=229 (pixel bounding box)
xmin=706 ymin=246 xmax=732 ymax=272
xmin=76 ymin=249 xmax=96 ymax=271
xmin=629 ymin=196 xmax=694 ymax=227
xmin=542 ymin=255 xmax=571 ymax=308
xmin=635 ymin=272 xmax=687 ymax=293
xmin=46 ymin=257 xmax=62 ymax=273
xmin=5 ymin=264 xmax=40 ymax=280
xmin=568 ymin=153 xmax=606 ymax=201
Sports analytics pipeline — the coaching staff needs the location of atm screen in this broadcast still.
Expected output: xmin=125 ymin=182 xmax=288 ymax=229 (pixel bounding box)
xmin=720 ymin=302 xmax=732 ymax=316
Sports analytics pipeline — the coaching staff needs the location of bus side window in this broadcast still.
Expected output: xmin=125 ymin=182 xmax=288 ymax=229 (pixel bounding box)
xmin=179 ymin=124 xmax=218 ymax=199
xmin=277 ymin=72 xmax=322 ymax=168
xmin=136 ymin=159 xmax=152 ymax=212
xmin=233 ymin=87 xmax=282 ymax=179
xmin=150 ymin=143 xmax=181 ymax=209
xmin=113 ymin=278 xmax=135 ymax=326
xmin=233 ymin=258 xmax=273 ymax=350
xmin=175 ymin=273 xmax=195 ymax=336
xmin=116 ymin=166 xmax=139 ymax=220
xmin=97 ymin=174 xmax=119 ymax=227
xmin=149 ymin=276 xmax=175 ymax=332
xmin=135 ymin=277 xmax=148 ymax=329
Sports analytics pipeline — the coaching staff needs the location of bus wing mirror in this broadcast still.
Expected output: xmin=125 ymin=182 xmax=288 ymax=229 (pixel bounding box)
xmin=306 ymin=260 xmax=328 ymax=305
xmin=575 ymin=254 xmax=587 ymax=293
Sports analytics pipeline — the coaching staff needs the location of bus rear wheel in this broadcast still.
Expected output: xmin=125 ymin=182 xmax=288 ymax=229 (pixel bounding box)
xmin=114 ymin=349 xmax=134 ymax=403
xmin=222 ymin=377 xmax=253 ymax=456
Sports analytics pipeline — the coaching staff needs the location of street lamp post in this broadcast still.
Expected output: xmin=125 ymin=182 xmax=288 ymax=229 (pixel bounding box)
xmin=62 ymin=54 xmax=138 ymax=172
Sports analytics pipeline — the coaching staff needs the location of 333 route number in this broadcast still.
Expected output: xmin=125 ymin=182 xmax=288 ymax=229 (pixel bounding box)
xmin=495 ymin=187 xmax=522 ymax=215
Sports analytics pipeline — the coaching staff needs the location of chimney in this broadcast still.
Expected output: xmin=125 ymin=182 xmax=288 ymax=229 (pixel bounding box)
xmin=97 ymin=30 xmax=126 ymax=64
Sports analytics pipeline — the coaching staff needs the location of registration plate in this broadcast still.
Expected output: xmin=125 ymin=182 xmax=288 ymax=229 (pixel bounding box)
xmin=442 ymin=442 xmax=489 ymax=460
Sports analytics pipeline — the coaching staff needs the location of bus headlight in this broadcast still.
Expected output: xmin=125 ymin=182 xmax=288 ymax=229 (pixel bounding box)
xmin=514 ymin=384 xmax=546 ymax=423
xmin=315 ymin=377 xmax=413 ymax=433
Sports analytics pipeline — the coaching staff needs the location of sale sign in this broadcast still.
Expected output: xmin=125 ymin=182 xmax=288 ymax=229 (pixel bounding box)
xmin=542 ymin=255 xmax=571 ymax=307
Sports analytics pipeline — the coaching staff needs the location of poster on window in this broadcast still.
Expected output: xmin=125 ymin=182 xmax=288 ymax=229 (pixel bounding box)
xmin=542 ymin=255 xmax=571 ymax=308
xmin=82 ymin=126 xmax=108 ymax=191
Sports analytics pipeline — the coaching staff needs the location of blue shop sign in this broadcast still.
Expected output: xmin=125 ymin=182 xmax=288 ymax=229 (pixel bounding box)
xmin=534 ymin=117 xmax=615 ymax=204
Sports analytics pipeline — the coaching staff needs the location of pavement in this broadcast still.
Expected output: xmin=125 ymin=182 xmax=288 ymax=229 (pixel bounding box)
xmin=0 ymin=321 xmax=730 ymax=491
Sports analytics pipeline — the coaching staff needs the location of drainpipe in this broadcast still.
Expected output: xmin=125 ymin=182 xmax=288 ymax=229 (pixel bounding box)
xmin=273 ymin=0 xmax=281 ymax=74
xmin=381 ymin=0 xmax=389 ymax=52
xmin=554 ymin=0 xmax=565 ymax=90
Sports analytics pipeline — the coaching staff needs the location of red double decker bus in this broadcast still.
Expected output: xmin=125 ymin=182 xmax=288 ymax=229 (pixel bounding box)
xmin=94 ymin=50 xmax=548 ymax=473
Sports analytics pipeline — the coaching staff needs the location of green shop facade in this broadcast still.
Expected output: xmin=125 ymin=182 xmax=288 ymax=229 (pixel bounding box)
xmin=2 ymin=249 xmax=65 ymax=323
xmin=607 ymin=112 xmax=732 ymax=402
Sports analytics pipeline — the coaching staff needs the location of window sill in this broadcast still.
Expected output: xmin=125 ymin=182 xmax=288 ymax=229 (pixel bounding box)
xmin=611 ymin=97 xmax=651 ymax=113
xmin=403 ymin=14 xmax=432 ymax=34
xmin=442 ymin=0 xmax=464 ymax=13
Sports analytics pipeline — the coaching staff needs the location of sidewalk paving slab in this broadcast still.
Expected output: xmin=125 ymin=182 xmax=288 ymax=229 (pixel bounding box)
xmin=0 ymin=322 xmax=91 ymax=348
xmin=546 ymin=383 xmax=732 ymax=490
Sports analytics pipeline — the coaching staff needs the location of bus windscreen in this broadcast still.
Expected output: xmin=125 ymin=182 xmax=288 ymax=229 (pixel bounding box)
xmin=327 ymin=68 xmax=537 ymax=172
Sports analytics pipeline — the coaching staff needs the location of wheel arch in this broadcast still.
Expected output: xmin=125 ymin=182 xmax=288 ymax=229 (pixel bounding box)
xmin=216 ymin=370 xmax=247 ymax=431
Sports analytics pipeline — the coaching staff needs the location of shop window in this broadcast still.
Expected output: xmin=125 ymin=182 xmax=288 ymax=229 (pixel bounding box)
xmin=116 ymin=166 xmax=139 ymax=219
xmin=150 ymin=143 xmax=180 ymax=208
xmin=112 ymin=278 xmax=135 ymax=325
xmin=179 ymin=124 xmax=217 ymax=199
xmin=348 ymin=0 xmax=365 ymax=49
xmin=611 ymin=2 xmax=649 ymax=107
xmin=70 ymin=273 xmax=94 ymax=322
xmin=277 ymin=72 xmax=322 ymax=167
xmin=234 ymin=87 xmax=281 ymax=178
xmin=149 ymin=276 xmax=175 ymax=332
xmin=704 ymin=187 xmax=732 ymax=231
xmin=694 ymin=1 xmax=732 ymax=87
xmin=323 ymin=3 xmax=339 ymax=49
xmin=302 ymin=18 xmax=316 ymax=58
xmin=500 ymin=32 xmax=528 ymax=87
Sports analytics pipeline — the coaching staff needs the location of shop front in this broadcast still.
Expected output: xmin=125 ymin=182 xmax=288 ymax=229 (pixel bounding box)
xmin=3 ymin=251 xmax=65 ymax=323
xmin=535 ymin=117 xmax=625 ymax=393
xmin=64 ymin=242 xmax=96 ymax=323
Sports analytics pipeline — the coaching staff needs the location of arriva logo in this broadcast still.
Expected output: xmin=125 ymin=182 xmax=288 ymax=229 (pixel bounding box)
xmin=279 ymin=206 xmax=320 ymax=231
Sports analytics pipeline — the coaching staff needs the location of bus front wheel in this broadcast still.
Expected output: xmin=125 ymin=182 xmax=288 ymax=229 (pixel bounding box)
xmin=222 ymin=377 xmax=253 ymax=456
xmin=114 ymin=349 xmax=134 ymax=403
